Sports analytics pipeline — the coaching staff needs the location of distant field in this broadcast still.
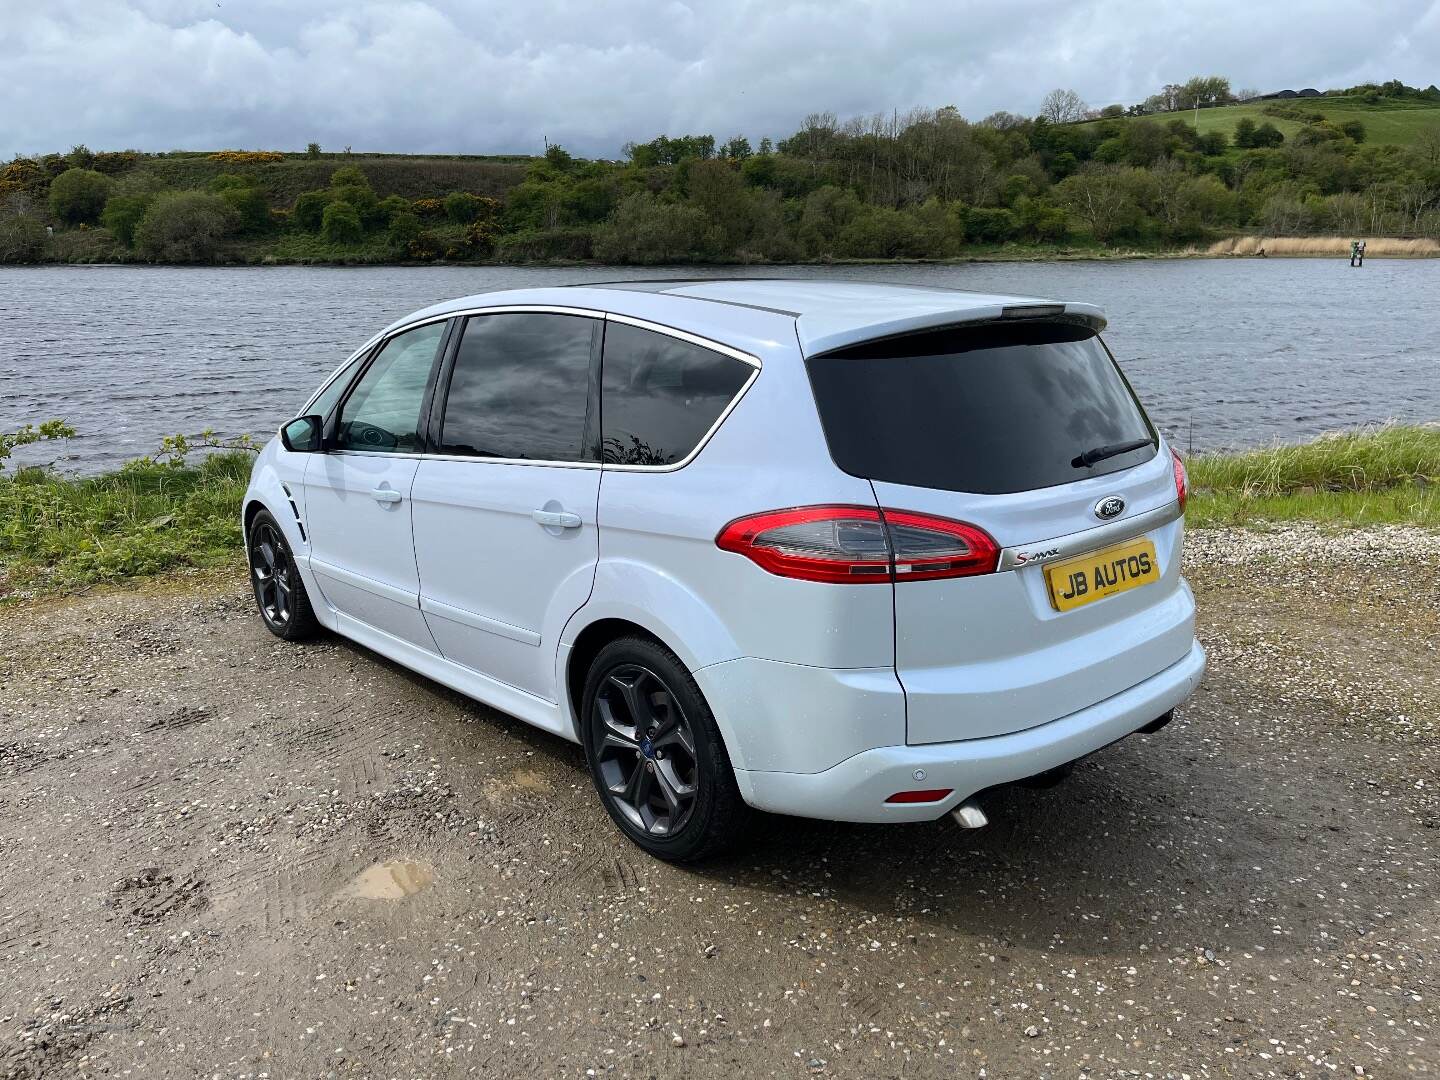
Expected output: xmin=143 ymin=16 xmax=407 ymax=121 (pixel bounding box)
xmin=1093 ymin=95 xmax=1440 ymax=147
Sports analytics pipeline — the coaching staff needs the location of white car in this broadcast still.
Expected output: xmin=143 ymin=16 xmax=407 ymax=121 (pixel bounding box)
xmin=243 ymin=279 xmax=1205 ymax=860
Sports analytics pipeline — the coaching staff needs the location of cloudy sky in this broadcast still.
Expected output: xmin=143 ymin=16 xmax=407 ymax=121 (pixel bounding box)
xmin=4 ymin=0 xmax=1439 ymax=159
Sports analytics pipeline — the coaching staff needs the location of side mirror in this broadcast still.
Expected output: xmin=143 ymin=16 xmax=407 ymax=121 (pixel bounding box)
xmin=280 ymin=415 xmax=324 ymax=453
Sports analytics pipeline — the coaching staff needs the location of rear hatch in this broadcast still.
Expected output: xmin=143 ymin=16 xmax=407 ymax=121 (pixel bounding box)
xmin=805 ymin=317 xmax=1194 ymax=744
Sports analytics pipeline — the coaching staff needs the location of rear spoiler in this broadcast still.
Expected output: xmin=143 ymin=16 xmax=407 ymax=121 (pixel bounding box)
xmin=797 ymin=300 xmax=1107 ymax=358
xmin=802 ymin=302 xmax=1108 ymax=360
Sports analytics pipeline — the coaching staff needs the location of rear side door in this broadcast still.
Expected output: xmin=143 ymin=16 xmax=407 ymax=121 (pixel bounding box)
xmin=805 ymin=319 xmax=1192 ymax=743
xmin=411 ymin=311 xmax=602 ymax=702
xmin=304 ymin=319 xmax=448 ymax=650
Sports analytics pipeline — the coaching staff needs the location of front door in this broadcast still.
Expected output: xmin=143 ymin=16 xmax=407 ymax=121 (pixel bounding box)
xmin=304 ymin=319 xmax=447 ymax=649
xmin=412 ymin=311 xmax=602 ymax=701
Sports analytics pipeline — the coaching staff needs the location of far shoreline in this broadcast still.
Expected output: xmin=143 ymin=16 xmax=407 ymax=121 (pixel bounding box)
xmin=10 ymin=236 xmax=1439 ymax=271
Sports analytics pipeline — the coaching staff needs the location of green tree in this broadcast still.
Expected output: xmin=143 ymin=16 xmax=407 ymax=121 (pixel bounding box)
xmin=134 ymin=191 xmax=237 ymax=261
xmin=1233 ymin=118 xmax=1258 ymax=149
xmin=721 ymin=136 xmax=753 ymax=160
xmin=377 ymin=194 xmax=410 ymax=220
xmin=1252 ymin=122 xmax=1285 ymax=148
xmin=543 ymin=143 xmax=575 ymax=172
xmin=964 ymin=206 xmax=1018 ymax=243
xmin=320 ymin=201 xmax=363 ymax=244
xmin=1055 ymin=169 xmax=1141 ymax=241
xmin=1198 ymin=130 xmax=1229 ymax=155
xmin=100 ymin=193 xmax=155 ymax=247
xmin=306 ymin=142 xmax=322 ymax=157
xmin=328 ymin=166 xmax=381 ymax=225
xmin=210 ymin=175 xmax=270 ymax=234
xmin=387 ymin=210 xmax=422 ymax=250
xmin=592 ymin=193 xmax=707 ymax=263
xmin=444 ymin=191 xmax=488 ymax=224
xmin=1340 ymin=119 xmax=1367 ymax=143
xmin=48 ymin=168 xmax=113 ymax=225
xmin=293 ymin=190 xmax=330 ymax=232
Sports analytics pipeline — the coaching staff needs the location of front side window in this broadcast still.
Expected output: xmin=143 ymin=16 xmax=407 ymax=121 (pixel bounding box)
xmin=436 ymin=313 xmax=598 ymax=461
xmin=335 ymin=321 xmax=446 ymax=452
xmin=600 ymin=322 xmax=752 ymax=466
xmin=304 ymin=353 xmax=364 ymax=422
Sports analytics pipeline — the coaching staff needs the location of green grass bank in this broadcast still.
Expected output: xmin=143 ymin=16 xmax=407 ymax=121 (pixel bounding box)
xmin=2 ymin=426 xmax=1436 ymax=601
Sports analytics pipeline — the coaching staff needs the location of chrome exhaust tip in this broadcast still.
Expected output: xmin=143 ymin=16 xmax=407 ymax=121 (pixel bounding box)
xmin=950 ymin=800 xmax=988 ymax=829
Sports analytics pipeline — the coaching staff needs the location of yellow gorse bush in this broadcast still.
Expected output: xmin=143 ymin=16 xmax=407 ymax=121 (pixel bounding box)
xmin=207 ymin=150 xmax=286 ymax=165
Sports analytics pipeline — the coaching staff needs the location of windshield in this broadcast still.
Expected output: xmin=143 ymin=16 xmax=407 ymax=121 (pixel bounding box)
xmin=805 ymin=320 xmax=1157 ymax=494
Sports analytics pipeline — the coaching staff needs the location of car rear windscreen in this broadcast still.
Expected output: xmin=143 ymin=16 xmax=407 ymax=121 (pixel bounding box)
xmin=805 ymin=320 xmax=1157 ymax=494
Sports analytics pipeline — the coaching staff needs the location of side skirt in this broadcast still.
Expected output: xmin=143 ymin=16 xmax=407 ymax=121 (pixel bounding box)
xmin=328 ymin=610 xmax=577 ymax=744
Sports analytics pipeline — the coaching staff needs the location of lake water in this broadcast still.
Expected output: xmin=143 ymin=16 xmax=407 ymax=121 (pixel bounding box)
xmin=2 ymin=259 xmax=1437 ymax=473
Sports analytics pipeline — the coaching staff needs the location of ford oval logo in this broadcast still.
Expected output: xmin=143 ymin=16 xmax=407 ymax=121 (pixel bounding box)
xmin=1093 ymin=495 xmax=1126 ymax=521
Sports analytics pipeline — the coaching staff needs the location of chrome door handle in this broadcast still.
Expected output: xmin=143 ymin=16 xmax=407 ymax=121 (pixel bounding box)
xmin=532 ymin=509 xmax=582 ymax=529
xmin=370 ymin=487 xmax=403 ymax=505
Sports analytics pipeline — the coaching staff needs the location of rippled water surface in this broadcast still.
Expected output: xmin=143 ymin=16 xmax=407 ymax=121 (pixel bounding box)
xmin=2 ymin=260 xmax=1437 ymax=472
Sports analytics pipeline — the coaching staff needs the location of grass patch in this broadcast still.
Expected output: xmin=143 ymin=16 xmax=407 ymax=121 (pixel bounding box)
xmin=1086 ymin=94 xmax=1440 ymax=148
xmin=2 ymin=427 xmax=1435 ymax=599
xmin=0 ymin=452 xmax=252 ymax=599
xmin=1186 ymin=425 xmax=1440 ymax=527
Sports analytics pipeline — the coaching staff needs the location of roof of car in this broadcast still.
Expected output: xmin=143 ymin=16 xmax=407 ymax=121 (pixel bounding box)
xmin=396 ymin=278 xmax=1107 ymax=359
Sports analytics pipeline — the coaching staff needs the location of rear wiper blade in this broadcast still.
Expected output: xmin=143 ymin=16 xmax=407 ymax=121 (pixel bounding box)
xmin=1071 ymin=438 xmax=1152 ymax=468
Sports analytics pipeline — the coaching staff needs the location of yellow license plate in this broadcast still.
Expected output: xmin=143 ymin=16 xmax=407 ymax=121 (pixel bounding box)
xmin=1044 ymin=538 xmax=1160 ymax=612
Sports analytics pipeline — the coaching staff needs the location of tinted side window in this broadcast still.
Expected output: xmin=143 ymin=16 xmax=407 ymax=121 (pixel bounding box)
xmin=304 ymin=354 xmax=364 ymax=421
xmin=437 ymin=313 xmax=598 ymax=461
xmin=600 ymin=322 xmax=751 ymax=466
xmin=335 ymin=321 xmax=446 ymax=452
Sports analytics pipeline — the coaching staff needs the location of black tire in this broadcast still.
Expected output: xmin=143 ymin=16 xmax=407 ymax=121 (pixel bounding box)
xmin=246 ymin=509 xmax=319 ymax=641
xmin=582 ymin=636 xmax=750 ymax=862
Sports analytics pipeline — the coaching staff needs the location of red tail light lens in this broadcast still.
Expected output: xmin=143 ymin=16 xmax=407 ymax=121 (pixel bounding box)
xmin=716 ymin=506 xmax=998 ymax=584
xmin=1171 ymin=449 xmax=1188 ymax=512
xmin=885 ymin=788 xmax=954 ymax=804
xmin=715 ymin=506 xmax=891 ymax=584
xmin=883 ymin=510 xmax=999 ymax=581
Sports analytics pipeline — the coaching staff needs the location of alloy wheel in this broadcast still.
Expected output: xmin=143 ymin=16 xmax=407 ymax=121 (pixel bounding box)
xmin=249 ymin=521 xmax=294 ymax=628
xmin=593 ymin=664 xmax=700 ymax=837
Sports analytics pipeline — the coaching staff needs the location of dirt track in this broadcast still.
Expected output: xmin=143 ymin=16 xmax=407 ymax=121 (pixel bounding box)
xmin=1 ymin=526 xmax=1437 ymax=1079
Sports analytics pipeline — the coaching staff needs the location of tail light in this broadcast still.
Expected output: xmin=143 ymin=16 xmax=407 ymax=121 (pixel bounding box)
xmin=716 ymin=505 xmax=998 ymax=584
xmin=1171 ymin=449 xmax=1188 ymax=512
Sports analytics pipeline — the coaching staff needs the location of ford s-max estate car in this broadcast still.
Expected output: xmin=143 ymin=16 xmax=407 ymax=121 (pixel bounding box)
xmin=243 ymin=279 xmax=1205 ymax=860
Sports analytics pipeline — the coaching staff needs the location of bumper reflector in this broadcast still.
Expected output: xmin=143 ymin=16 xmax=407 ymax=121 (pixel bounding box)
xmin=884 ymin=788 xmax=954 ymax=804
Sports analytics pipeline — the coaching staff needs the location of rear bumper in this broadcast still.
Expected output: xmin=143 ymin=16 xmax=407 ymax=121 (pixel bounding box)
xmin=732 ymin=639 xmax=1206 ymax=823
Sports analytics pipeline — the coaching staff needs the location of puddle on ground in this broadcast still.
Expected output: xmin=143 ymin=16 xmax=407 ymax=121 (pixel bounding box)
xmin=485 ymin=767 xmax=553 ymax=802
xmin=338 ymin=860 xmax=434 ymax=901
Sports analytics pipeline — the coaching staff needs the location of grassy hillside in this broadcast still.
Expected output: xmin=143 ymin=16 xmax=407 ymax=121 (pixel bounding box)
xmin=1100 ymin=95 xmax=1440 ymax=147
xmin=138 ymin=151 xmax=532 ymax=202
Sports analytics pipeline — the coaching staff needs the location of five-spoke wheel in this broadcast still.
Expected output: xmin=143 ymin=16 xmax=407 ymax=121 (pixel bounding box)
xmin=593 ymin=663 xmax=700 ymax=837
xmin=247 ymin=509 xmax=318 ymax=641
xmin=583 ymin=637 xmax=748 ymax=861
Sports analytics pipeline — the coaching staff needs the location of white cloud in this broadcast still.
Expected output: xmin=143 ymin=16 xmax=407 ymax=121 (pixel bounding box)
xmin=1 ymin=0 xmax=1437 ymax=157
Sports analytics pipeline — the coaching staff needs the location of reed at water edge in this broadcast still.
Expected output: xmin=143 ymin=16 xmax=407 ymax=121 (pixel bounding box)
xmin=1205 ymin=236 xmax=1440 ymax=257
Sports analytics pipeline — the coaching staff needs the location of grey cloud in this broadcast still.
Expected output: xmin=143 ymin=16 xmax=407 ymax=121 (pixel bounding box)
xmin=2 ymin=0 xmax=1437 ymax=157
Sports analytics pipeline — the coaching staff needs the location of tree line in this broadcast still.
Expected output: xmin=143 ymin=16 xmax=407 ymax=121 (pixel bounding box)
xmin=2 ymin=83 xmax=1439 ymax=265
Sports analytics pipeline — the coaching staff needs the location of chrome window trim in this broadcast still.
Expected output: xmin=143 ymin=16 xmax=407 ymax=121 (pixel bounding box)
xmin=304 ymin=304 xmax=764 ymax=473
xmin=995 ymin=500 xmax=1183 ymax=573
xmin=603 ymin=311 xmax=762 ymax=369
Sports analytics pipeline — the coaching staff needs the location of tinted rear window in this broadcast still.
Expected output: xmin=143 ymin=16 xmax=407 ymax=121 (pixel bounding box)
xmin=806 ymin=321 xmax=1156 ymax=494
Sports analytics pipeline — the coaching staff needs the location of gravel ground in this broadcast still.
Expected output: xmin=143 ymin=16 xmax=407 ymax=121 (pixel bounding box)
xmin=1 ymin=524 xmax=1436 ymax=1079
